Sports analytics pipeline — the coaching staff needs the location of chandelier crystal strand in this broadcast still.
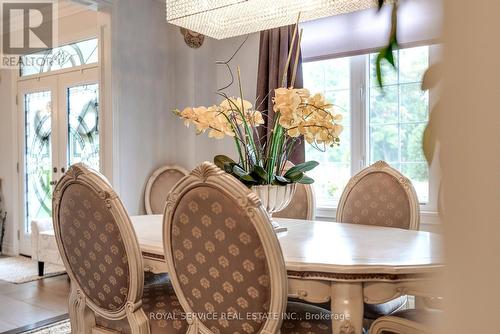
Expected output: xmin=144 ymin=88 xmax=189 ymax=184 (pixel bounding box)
xmin=166 ymin=0 xmax=379 ymax=39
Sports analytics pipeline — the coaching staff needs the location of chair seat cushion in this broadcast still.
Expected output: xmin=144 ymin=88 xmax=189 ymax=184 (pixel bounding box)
xmin=282 ymin=301 xmax=332 ymax=333
xmin=364 ymin=296 xmax=408 ymax=319
xmin=96 ymin=274 xmax=187 ymax=334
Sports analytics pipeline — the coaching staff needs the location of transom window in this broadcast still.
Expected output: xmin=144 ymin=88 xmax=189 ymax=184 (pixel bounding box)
xmin=20 ymin=38 xmax=98 ymax=77
xmin=304 ymin=45 xmax=435 ymax=212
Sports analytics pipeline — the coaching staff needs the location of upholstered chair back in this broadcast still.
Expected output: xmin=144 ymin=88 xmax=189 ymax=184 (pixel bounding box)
xmin=274 ymin=161 xmax=316 ymax=220
xmin=163 ymin=162 xmax=287 ymax=334
xmin=145 ymin=165 xmax=188 ymax=214
xmin=336 ymin=161 xmax=420 ymax=230
xmin=53 ymin=163 xmax=146 ymax=327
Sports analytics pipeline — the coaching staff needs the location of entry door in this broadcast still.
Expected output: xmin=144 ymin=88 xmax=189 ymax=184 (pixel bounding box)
xmin=18 ymin=67 xmax=99 ymax=255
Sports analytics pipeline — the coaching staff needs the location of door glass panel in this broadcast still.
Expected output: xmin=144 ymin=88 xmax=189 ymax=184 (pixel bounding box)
xmin=24 ymin=91 xmax=52 ymax=233
xmin=67 ymin=84 xmax=99 ymax=170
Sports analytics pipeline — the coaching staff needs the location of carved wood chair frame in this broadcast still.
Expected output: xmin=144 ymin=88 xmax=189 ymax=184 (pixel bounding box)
xmin=336 ymin=160 xmax=421 ymax=230
xmin=162 ymin=162 xmax=288 ymax=334
xmin=53 ymin=163 xmax=149 ymax=334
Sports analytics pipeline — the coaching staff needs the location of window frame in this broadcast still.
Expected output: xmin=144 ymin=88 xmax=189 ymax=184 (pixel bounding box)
xmin=304 ymin=44 xmax=441 ymax=219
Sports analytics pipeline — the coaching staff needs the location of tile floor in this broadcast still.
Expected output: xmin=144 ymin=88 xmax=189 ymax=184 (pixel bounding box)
xmin=0 ymin=274 xmax=70 ymax=333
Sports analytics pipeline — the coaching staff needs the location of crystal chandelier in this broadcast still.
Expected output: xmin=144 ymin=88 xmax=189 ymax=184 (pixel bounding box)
xmin=166 ymin=0 xmax=379 ymax=40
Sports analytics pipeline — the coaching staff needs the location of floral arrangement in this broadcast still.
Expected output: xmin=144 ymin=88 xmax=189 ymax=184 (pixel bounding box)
xmin=173 ymin=24 xmax=343 ymax=187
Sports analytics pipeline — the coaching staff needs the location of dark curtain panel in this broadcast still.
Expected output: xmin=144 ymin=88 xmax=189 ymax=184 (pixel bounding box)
xmin=256 ymin=25 xmax=305 ymax=164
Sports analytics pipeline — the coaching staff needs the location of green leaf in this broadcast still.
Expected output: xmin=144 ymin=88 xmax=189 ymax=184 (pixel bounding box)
xmin=232 ymin=165 xmax=256 ymax=184
xmin=297 ymin=175 xmax=314 ymax=184
xmin=375 ymin=2 xmax=399 ymax=88
xmin=376 ymin=52 xmax=384 ymax=88
xmin=287 ymin=171 xmax=305 ymax=183
xmin=250 ymin=165 xmax=268 ymax=184
xmin=274 ymin=175 xmax=291 ymax=185
xmin=214 ymin=155 xmax=235 ymax=170
xmin=284 ymin=161 xmax=319 ymax=179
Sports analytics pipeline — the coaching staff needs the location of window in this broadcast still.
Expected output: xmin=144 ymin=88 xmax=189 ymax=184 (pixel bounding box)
xmin=303 ymin=58 xmax=351 ymax=207
xmin=20 ymin=38 xmax=98 ymax=77
xmin=304 ymin=45 xmax=435 ymax=212
xmin=368 ymin=47 xmax=429 ymax=203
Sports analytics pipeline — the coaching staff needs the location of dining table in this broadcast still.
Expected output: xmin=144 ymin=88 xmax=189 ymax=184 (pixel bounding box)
xmin=131 ymin=215 xmax=444 ymax=334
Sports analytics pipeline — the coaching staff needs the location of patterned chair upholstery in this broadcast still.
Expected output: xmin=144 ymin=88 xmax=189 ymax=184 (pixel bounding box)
xmin=336 ymin=161 xmax=420 ymax=230
xmin=145 ymin=165 xmax=188 ymax=214
xmin=163 ymin=162 xmax=333 ymax=334
xmin=52 ymin=163 xmax=187 ymax=334
xmin=336 ymin=161 xmax=420 ymax=323
xmin=369 ymin=309 xmax=442 ymax=334
xmin=274 ymin=162 xmax=316 ymax=220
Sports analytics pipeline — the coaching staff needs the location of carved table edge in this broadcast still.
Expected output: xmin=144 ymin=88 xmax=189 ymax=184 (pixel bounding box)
xmin=141 ymin=252 xmax=439 ymax=282
xmin=286 ymin=270 xmax=435 ymax=282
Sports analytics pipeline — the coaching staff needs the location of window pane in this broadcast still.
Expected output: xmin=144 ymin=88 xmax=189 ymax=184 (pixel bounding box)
xmin=401 ymin=163 xmax=429 ymax=203
xmin=369 ymin=124 xmax=399 ymax=163
xmin=68 ymin=84 xmax=100 ymax=170
xmin=400 ymin=83 xmax=429 ymax=123
xmin=399 ymin=46 xmax=429 ymax=83
xmin=20 ymin=38 xmax=98 ymax=76
xmin=323 ymin=57 xmax=350 ymax=90
xmin=24 ymin=91 xmax=53 ymax=233
xmin=369 ymin=85 xmax=398 ymax=125
xmin=368 ymin=46 xmax=430 ymax=204
xmin=303 ymin=56 xmax=351 ymax=207
xmin=400 ymin=123 xmax=426 ymax=162
xmin=325 ymin=90 xmax=350 ymax=126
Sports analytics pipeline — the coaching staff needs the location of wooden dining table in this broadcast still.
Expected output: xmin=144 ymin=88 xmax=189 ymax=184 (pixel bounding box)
xmin=131 ymin=215 xmax=443 ymax=334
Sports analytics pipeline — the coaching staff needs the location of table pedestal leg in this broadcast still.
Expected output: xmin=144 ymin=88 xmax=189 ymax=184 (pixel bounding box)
xmin=330 ymin=282 xmax=363 ymax=334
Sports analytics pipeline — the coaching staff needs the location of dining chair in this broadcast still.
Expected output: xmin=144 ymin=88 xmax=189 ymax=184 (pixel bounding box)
xmin=369 ymin=309 xmax=442 ymax=334
xmin=336 ymin=161 xmax=420 ymax=323
xmin=163 ymin=161 xmax=332 ymax=334
xmin=53 ymin=163 xmax=187 ymax=334
xmin=336 ymin=160 xmax=420 ymax=230
xmin=274 ymin=161 xmax=316 ymax=220
xmin=145 ymin=165 xmax=189 ymax=215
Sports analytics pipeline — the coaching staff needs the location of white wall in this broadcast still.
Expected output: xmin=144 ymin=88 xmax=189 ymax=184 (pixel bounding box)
xmin=111 ymin=0 xmax=261 ymax=214
xmin=111 ymin=0 xmax=175 ymax=215
xmin=0 ymin=68 xmax=17 ymax=255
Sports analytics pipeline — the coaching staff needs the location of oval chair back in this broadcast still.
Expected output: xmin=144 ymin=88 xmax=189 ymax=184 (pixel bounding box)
xmin=336 ymin=161 xmax=420 ymax=230
xmin=145 ymin=165 xmax=189 ymax=215
xmin=52 ymin=163 xmax=148 ymax=333
xmin=163 ymin=162 xmax=288 ymax=334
